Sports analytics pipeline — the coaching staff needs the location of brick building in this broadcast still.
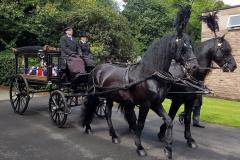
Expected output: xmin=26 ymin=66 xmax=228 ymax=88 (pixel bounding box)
xmin=201 ymin=5 xmax=240 ymax=100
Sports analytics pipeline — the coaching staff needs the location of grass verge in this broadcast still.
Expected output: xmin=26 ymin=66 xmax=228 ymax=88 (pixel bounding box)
xmin=162 ymin=97 xmax=240 ymax=128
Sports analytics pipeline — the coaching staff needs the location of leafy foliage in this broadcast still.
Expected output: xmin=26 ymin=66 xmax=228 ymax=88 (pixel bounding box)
xmin=122 ymin=0 xmax=225 ymax=53
xmin=0 ymin=51 xmax=15 ymax=85
xmin=0 ymin=0 xmax=137 ymax=62
xmin=0 ymin=0 xmax=227 ymax=85
xmin=122 ymin=0 xmax=175 ymax=52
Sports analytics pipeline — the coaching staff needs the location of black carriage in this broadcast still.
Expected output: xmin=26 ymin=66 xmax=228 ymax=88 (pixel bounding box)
xmin=9 ymin=46 xmax=106 ymax=127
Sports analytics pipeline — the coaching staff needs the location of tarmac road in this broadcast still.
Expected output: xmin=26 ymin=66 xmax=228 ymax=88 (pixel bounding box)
xmin=0 ymin=96 xmax=239 ymax=160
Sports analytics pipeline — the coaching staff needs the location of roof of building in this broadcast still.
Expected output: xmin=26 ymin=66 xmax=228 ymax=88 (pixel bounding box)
xmin=203 ymin=5 xmax=240 ymax=13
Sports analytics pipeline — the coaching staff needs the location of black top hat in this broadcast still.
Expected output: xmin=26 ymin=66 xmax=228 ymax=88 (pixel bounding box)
xmin=63 ymin=24 xmax=73 ymax=32
xmin=79 ymin=31 xmax=88 ymax=37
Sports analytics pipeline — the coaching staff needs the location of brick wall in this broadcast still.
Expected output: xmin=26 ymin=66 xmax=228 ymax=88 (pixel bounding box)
xmin=201 ymin=6 xmax=240 ymax=100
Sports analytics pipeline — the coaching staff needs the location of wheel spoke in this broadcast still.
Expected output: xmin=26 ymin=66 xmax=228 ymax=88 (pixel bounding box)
xmin=20 ymin=96 xmax=26 ymax=111
xmin=96 ymin=106 xmax=100 ymax=113
xmin=16 ymin=97 xmax=21 ymax=112
xmin=100 ymin=106 xmax=103 ymax=116
xmin=52 ymin=111 xmax=57 ymax=121
xmin=13 ymin=82 xmax=19 ymax=92
xmin=13 ymin=97 xmax=19 ymax=109
xmin=59 ymin=112 xmax=63 ymax=121
xmin=13 ymin=96 xmax=18 ymax=105
xmin=51 ymin=97 xmax=58 ymax=107
xmin=56 ymin=113 xmax=60 ymax=125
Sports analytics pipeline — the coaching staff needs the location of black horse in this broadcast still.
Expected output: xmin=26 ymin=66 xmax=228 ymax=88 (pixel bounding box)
xmin=157 ymin=34 xmax=237 ymax=148
xmin=121 ymin=11 xmax=237 ymax=150
xmin=80 ymin=32 xmax=198 ymax=159
xmin=80 ymin=7 xmax=198 ymax=159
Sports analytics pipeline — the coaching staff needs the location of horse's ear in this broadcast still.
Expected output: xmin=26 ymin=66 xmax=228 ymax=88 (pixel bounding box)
xmin=220 ymin=34 xmax=225 ymax=42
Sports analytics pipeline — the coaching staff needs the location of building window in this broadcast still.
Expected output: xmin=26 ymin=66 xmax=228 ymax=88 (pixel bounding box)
xmin=227 ymin=14 xmax=240 ymax=30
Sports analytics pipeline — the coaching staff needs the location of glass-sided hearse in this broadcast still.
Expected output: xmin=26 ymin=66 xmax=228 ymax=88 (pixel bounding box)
xmin=9 ymin=45 xmax=106 ymax=127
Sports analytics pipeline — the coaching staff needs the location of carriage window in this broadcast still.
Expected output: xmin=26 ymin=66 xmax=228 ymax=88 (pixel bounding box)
xmin=227 ymin=14 xmax=240 ymax=30
xmin=51 ymin=56 xmax=60 ymax=77
xmin=19 ymin=56 xmax=47 ymax=77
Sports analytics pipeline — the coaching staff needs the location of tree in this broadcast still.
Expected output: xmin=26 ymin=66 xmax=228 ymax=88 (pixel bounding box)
xmin=122 ymin=0 xmax=225 ymax=53
xmin=122 ymin=0 xmax=175 ymax=53
xmin=0 ymin=0 xmax=137 ymax=62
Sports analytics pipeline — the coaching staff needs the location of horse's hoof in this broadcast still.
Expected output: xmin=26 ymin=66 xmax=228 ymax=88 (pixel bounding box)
xmin=187 ymin=140 xmax=198 ymax=148
xmin=158 ymin=132 xmax=165 ymax=142
xmin=112 ymin=137 xmax=120 ymax=144
xmin=85 ymin=129 xmax=93 ymax=134
xmin=164 ymin=147 xmax=172 ymax=160
xmin=137 ymin=149 xmax=147 ymax=157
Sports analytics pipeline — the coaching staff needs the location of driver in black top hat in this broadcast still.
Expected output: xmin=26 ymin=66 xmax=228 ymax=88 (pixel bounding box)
xmin=59 ymin=24 xmax=81 ymax=81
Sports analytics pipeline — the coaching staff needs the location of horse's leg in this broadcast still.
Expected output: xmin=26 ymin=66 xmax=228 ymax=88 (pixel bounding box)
xmin=133 ymin=105 xmax=149 ymax=156
xmin=123 ymin=105 xmax=137 ymax=132
xmin=151 ymin=103 xmax=173 ymax=160
xmin=105 ymin=99 xmax=120 ymax=144
xmin=184 ymin=100 xmax=197 ymax=148
xmin=81 ymin=95 xmax=99 ymax=134
xmin=158 ymin=99 xmax=183 ymax=142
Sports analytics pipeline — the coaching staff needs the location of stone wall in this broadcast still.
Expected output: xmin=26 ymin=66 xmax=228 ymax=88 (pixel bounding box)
xmin=201 ymin=6 xmax=240 ymax=100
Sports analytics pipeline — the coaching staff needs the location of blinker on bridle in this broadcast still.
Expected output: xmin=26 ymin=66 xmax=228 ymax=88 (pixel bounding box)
xmin=175 ymin=38 xmax=197 ymax=63
xmin=215 ymin=43 xmax=232 ymax=68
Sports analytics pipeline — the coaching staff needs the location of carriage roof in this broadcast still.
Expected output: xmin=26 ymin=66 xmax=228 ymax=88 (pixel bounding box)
xmin=12 ymin=45 xmax=60 ymax=56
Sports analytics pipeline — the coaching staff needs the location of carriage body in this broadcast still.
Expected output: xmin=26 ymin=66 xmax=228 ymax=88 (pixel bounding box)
xmin=9 ymin=46 xmax=106 ymax=127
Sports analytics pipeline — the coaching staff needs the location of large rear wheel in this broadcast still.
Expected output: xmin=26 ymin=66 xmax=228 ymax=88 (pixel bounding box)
xmin=9 ymin=75 xmax=30 ymax=114
xmin=49 ymin=90 xmax=68 ymax=128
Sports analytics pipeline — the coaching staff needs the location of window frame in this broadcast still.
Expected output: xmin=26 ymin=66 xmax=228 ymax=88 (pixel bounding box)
xmin=227 ymin=14 xmax=240 ymax=28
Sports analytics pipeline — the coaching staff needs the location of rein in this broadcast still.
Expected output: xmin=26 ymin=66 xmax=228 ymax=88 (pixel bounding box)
xmin=87 ymin=69 xmax=209 ymax=96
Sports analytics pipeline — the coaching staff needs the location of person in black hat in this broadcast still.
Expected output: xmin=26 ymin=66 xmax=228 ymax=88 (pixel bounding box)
xmin=178 ymin=95 xmax=205 ymax=128
xmin=59 ymin=25 xmax=83 ymax=81
xmin=78 ymin=31 xmax=96 ymax=72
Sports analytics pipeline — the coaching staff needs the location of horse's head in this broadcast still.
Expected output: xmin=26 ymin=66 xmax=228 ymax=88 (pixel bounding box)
xmin=174 ymin=33 xmax=199 ymax=73
xmin=213 ymin=35 xmax=237 ymax=72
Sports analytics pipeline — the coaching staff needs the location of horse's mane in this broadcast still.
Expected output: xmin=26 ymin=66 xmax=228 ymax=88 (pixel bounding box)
xmin=140 ymin=5 xmax=193 ymax=74
xmin=141 ymin=34 xmax=176 ymax=73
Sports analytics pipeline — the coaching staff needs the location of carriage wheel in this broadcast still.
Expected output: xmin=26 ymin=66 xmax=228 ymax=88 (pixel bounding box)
xmin=49 ymin=90 xmax=68 ymax=128
xmin=95 ymin=99 xmax=106 ymax=118
xmin=9 ymin=75 xmax=30 ymax=114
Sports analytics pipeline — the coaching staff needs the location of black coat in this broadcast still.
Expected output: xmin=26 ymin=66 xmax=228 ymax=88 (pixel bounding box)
xmin=78 ymin=41 xmax=91 ymax=56
xmin=60 ymin=35 xmax=80 ymax=57
xmin=60 ymin=35 xmax=81 ymax=69
xmin=78 ymin=41 xmax=96 ymax=67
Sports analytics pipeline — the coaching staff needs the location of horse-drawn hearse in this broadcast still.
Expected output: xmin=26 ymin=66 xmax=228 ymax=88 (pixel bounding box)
xmin=9 ymin=45 xmax=106 ymax=128
xmin=8 ymin=5 xmax=238 ymax=160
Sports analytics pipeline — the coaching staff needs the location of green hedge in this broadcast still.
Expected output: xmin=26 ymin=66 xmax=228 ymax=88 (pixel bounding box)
xmin=0 ymin=54 xmax=15 ymax=85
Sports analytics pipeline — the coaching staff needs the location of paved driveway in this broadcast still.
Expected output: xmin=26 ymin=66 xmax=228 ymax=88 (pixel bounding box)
xmin=0 ymin=96 xmax=239 ymax=160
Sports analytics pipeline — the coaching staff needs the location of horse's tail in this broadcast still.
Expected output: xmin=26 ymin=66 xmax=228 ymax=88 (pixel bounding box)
xmin=80 ymin=95 xmax=99 ymax=127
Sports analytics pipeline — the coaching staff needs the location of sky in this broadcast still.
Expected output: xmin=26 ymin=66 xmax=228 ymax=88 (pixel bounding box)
xmin=114 ymin=0 xmax=240 ymax=10
xmin=222 ymin=0 xmax=240 ymax=6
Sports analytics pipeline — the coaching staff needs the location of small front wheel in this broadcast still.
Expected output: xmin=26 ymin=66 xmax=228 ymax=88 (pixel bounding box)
xmin=95 ymin=99 xmax=106 ymax=118
xmin=49 ymin=90 xmax=68 ymax=128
